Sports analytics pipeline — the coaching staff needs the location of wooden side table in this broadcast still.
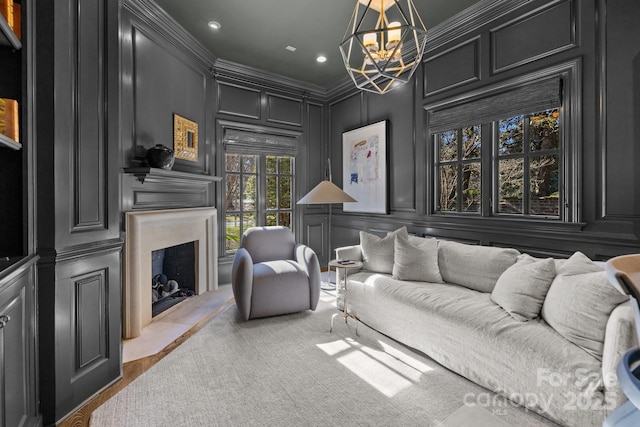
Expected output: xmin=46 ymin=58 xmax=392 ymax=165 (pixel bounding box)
xmin=329 ymin=259 xmax=363 ymax=335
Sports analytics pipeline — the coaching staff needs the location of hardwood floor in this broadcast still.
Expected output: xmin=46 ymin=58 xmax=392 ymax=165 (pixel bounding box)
xmin=58 ymin=285 xmax=235 ymax=427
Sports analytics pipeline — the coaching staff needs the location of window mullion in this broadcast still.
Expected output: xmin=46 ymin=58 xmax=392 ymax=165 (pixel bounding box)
xmin=456 ymin=129 xmax=463 ymax=212
xmin=257 ymin=156 xmax=267 ymax=226
xmin=486 ymin=123 xmax=497 ymax=217
xmin=523 ymin=115 xmax=531 ymax=215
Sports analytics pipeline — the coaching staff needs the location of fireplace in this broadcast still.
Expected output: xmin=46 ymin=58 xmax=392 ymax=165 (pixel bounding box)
xmin=123 ymin=207 xmax=218 ymax=339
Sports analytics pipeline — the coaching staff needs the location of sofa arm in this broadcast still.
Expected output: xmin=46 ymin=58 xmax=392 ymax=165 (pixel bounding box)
xmin=602 ymin=300 xmax=638 ymax=395
xmin=295 ymin=243 xmax=321 ymax=310
xmin=231 ymin=248 xmax=254 ymax=321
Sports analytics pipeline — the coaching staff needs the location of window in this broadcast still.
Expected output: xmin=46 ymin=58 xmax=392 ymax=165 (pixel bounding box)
xmin=436 ymin=125 xmax=482 ymax=213
xmin=225 ymin=154 xmax=294 ymax=253
xmin=434 ymin=108 xmax=560 ymax=218
xmin=496 ymin=109 xmax=560 ymax=216
xmin=429 ymin=71 xmax=573 ymax=221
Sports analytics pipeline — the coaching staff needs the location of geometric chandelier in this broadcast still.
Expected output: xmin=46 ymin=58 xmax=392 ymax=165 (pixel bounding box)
xmin=339 ymin=0 xmax=428 ymax=95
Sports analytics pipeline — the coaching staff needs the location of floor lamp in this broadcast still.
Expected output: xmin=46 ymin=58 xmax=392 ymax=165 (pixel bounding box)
xmin=297 ymin=160 xmax=356 ymax=289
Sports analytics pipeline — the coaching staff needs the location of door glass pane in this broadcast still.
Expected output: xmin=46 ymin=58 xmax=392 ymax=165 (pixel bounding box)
xmin=439 ymin=131 xmax=457 ymax=161
xmin=530 ymin=155 xmax=560 ymax=216
xmin=462 ymin=162 xmax=481 ymax=213
xmin=438 ymin=165 xmax=457 ymax=211
xmin=530 ymin=109 xmax=560 ymax=152
xmin=226 ymin=154 xmax=241 ymax=172
xmin=225 ymin=214 xmax=241 ymax=252
xmin=242 ymin=213 xmax=256 ymax=230
xmin=266 ymin=213 xmax=277 ymax=226
xmin=279 ymin=157 xmax=292 ymax=174
xmin=266 ymin=176 xmax=277 ymax=209
xmin=279 ymin=212 xmax=291 ymax=228
xmin=498 ymin=158 xmax=524 ymax=213
xmin=499 ymin=116 xmax=524 ymax=154
xmin=280 ymin=176 xmax=291 ymax=209
xmin=242 ymin=155 xmax=257 ymax=173
xmin=243 ymin=175 xmax=256 ymax=210
xmin=462 ymin=126 xmax=481 ymax=159
xmin=226 ymin=174 xmax=241 ymax=212
xmin=266 ymin=156 xmax=277 ymax=174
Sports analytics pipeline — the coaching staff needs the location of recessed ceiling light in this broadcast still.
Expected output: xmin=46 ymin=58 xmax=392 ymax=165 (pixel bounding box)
xmin=286 ymin=45 xmax=297 ymax=52
xmin=207 ymin=21 xmax=221 ymax=31
xmin=316 ymin=55 xmax=327 ymax=63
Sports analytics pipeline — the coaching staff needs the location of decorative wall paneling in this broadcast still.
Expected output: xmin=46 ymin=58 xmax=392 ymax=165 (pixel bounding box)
xmin=35 ymin=0 xmax=122 ymax=424
xmin=325 ymin=0 xmax=640 ymax=260
xmin=423 ymin=38 xmax=481 ymax=96
xmin=216 ymin=82 xmax=261 ymax=120
xmin=122 ymin=13 xmax=214 ymax=176
xmin=266 ymin=93 xmax=303 ymax=127
xmin=0 ymin=257 xmax=39 ymax=427
xmin=490 ymin=0 xmax=576 ymax=73
xmin=298 ymin=101 xmax=327 ymax=264
xmin=597 ymin=0 xmax=640 ymax=228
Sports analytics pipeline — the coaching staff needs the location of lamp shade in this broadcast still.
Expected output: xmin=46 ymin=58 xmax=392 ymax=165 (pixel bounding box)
xmin=297 ymin=180 xmax=356 ymax=204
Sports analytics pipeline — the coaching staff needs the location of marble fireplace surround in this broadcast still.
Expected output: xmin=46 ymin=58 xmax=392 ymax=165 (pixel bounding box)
xmin=123 ymin=207 xmax=218 ymax=339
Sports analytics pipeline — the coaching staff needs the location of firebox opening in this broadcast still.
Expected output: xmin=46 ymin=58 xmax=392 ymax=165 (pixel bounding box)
xmin=151 ymin=241 xmax=196 ymax=317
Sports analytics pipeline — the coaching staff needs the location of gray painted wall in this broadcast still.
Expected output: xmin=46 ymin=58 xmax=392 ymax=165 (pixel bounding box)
xmin=324 ymin=0 xmax=640 ymax=260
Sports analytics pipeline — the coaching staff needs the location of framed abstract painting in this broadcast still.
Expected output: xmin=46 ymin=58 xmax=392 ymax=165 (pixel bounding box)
xmin=342 ymin=120 xmax=388 ymax=214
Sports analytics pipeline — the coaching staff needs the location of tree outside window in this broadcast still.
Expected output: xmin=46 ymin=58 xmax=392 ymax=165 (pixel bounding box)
xmin=434 ymin=108 xmax=560 ymax=218
xmin=436 ymin=125 xmax=482 ymax=213
xmin=225 ymin=153 xmax=294 ymax=253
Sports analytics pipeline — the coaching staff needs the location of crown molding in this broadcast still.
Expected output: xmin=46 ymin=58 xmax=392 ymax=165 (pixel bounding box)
xmin=213 ymin=59 xmax=328 ymax=100
xmin=425 ymin=0 xmax=531 ymax=53
xmin=124 ymin=0 xmax=217 ymax=71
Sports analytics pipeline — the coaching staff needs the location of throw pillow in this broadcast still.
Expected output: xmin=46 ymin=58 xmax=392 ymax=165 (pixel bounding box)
xmin=360 ymin=227 xmax=406 ymax=274
xmin=541 ymin=252 xmax=629 ymax=360
xmin=392 ymin=231 xmax=442 ymax=283
xmin=490 ymin=254 xmax=556 ymax=321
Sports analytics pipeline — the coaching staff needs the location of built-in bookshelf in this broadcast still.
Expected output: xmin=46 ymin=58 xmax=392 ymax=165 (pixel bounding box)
xmin=0 ymin=0 xmax=20 ymax=151
xmin=0 ymin=0 xmax=24 ymax=262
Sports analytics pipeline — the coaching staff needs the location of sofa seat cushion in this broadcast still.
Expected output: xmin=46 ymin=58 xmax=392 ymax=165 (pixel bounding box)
xmin=438 ymin=240 xmax=520 ymax=293
xmin=345 ymin=274 xmax=606 ymax=427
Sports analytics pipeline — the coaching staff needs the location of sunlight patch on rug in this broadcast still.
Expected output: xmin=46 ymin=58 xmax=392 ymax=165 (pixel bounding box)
xmin=317 ymin=336 xmax=434 ymax=397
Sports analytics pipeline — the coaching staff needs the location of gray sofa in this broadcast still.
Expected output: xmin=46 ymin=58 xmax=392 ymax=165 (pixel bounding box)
xmin=335 ymin=227 xmax=636 ymax=427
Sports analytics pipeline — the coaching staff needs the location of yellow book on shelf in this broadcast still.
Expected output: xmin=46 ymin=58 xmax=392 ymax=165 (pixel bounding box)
xmin=12 ymin=1 xmax=19 ymax=39
xmin=0 ymin=98 xmax=19 ymax=143
xmin=0 ymin=0 xmax=13 ymax=30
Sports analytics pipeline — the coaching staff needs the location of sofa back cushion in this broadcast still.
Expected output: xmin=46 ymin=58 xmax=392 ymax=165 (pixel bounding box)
xmin=541 ymin=251 xmax=629 ymax=360
xmin=438 ymin=240 xmax=520 ymax=293
xmin=392 ymin=231 xmax=442 ymax=283
xmin=359 ymin=227 xmax=405 ymax=274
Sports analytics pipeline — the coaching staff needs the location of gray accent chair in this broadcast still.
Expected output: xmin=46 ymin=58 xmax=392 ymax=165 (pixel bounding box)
xmin=231 ymin=226 xmax=321 ymax=321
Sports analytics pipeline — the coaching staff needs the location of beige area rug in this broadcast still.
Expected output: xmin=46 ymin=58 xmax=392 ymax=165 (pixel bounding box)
xmin=91 ymin=291 xmax=557 ymax=427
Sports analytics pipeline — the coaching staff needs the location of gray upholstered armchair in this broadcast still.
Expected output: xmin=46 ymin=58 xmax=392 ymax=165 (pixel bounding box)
xmin=231 ymin=226 xmax=321 ymax=321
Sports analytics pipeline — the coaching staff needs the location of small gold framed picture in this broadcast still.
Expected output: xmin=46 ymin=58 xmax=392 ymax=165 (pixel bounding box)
xmin=173 ymin=113 xmax=198 ymax=161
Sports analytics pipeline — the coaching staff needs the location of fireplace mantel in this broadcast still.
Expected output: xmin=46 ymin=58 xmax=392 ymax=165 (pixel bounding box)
xmin=123 ymin=207 xmax=218 ymax=338
xmin=122 ymin=167 xmax=221 ymax=211
xmin=123 ymin=167 xmax=222 ymax=184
